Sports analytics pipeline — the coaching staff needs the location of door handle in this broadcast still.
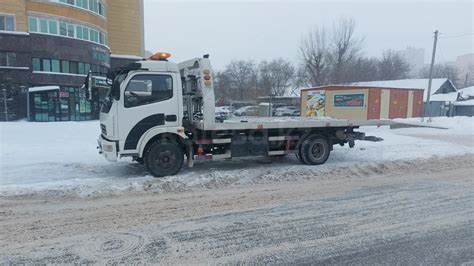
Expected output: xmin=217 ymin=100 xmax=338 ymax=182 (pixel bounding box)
xmin=165 ymin=115 xmax=177 ymax=122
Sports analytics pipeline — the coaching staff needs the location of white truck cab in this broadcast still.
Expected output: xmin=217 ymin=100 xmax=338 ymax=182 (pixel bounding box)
xmin=95 ymin=52 xmax=388 ymax=177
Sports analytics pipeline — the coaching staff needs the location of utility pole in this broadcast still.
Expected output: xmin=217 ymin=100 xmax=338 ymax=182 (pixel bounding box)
xmin=426 ymin=30 xmax=438 ymax=103
xmin=2 ymin=89 xmax=7 ymax=122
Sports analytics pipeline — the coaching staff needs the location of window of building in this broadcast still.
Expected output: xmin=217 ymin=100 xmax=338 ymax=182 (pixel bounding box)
xmin=29 ymin=16 xmax=106 ymax=46
xmin=99 ymin=32 xmax=104 ymax=44
xmin=84 ymin=63 xmax=90 ymax=73
xmin=69 ymin=61 xmax=79 ymax=74
xmin=58 ymin=0 xmax=105 ymax=17
xmin=32 ymin=58 xmax=41 ymax=71
xmin=0 ymin=14 xmax=15 ymax=31
xmin=76 ymin=25 xmax=83 ymax=39
xmin=39 ymin=19 xmax=48 ymax=33
xmin=42 ymin=59 xmax=52 ymax=72
xmin=61 ymin=60 xmax=70 ymax=73
xmin=0 ymin=52 xmax=16 ymax=67
xmin=32 ymin=56 xmax=108 ymax=77
xmin=67 ymin=24 xmax=75 ymax=37
xmin=80 ymin=0 xmax=88 ymax=9
xmin=52 ymin=59 xmax=61 ymax=72
xmin=48 ymin=20 xmax=58 ymax=35
xmin=59 ymin=22 xmax=67 ymax=36
xmin=78 ymin=62 xmax=85 ymax=75
xmin=125 ymin=75 xmax=174 ymax=108
xmin=29 ymin=17 xmax=38 ymax=32
xmin=82 ymin=27 xmax=89 ymax=40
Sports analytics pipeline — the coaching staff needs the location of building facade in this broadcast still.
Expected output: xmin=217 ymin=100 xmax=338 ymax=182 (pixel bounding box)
xmin=0 ymin=0 xmax=144 ymax=121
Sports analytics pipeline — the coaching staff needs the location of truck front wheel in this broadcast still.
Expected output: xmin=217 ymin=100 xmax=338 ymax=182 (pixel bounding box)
xmin=301 ymin=135 xmax=330 ymax=165
xmin=145 ymin=140 xmax=184 ymax=177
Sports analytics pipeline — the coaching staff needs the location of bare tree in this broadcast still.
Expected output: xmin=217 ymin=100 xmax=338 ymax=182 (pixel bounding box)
xmin=299 ymin=27 xmax=329 ymax=86
xmin=259 ymin=58 xmax=295 ymax=96
xmin=344 ymin=57 xmax=379 ymax=83
xmin=328 ymin=17 xmax=363 ymax=84
xmin=219 ymin=60 xmax=259 ymax=101
xmin=419 ymin=63 xmax=461 ymax=87
xmin=377 ymin=50 xmax=411 ymax=80
xmin=214 ymin=71 xmax=233 ymax=101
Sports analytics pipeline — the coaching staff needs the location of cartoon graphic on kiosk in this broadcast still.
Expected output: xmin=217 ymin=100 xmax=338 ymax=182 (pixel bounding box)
xmin=305 ymin=91 xmax=326 ymax=117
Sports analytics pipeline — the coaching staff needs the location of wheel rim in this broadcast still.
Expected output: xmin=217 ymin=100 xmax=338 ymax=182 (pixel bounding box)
xmin=156 ymin=150 xmax=176 ymax=169
xmin=309 ymin=142 xmax=325 ymax=160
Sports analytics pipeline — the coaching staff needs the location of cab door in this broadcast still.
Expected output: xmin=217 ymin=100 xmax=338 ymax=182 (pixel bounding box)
xmin=117 ymin=72 xmax=180 ymax=153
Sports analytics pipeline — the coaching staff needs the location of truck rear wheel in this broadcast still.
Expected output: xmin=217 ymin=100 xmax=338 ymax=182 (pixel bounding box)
xmin=301 ymin=135 xmax=330 ymax=165
xmin=145 ymin=140 xmax=184 ymax=177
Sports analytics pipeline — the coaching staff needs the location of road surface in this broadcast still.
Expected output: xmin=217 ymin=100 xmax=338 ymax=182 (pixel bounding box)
xmin=1 ymin=155 xmax=473 ymax=264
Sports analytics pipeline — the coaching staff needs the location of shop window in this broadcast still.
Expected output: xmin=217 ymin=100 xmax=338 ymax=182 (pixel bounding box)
xmin=0 ymin=14 xmax=15 ymax=31
xmin=48 ymin=20 xmax=58 ymax=35
xmin=32 ymin=58 xmax=40 ymax=71
xmin=29 ymin=17 xmax=37 ymax=32
xmin=39 ymin=19 xmax=48 ymax=33
xmin=42 ymin=59 xmax=51 ymax=72
xmin=32 ymin=91 xmax=59 ymax=122
xmin=61 ymin=60 xmax=70 ymax=73
xmin=52 ymin=59 xmax=61 ymax=73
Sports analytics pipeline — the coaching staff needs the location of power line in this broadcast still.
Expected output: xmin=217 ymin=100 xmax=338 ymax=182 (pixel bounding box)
xmin=437 ymin=40 xmax=448 ymax=65
xmin=439 ymin=32 xmax=474 ymax=39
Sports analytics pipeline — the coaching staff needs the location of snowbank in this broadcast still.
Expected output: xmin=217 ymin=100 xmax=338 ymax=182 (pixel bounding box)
xmin=0 ymin=117 xmax=473 ymax=197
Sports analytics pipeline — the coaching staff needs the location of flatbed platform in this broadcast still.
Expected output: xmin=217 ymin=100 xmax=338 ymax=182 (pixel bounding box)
xmin=194 ymin=117 xmax=395 ymax=131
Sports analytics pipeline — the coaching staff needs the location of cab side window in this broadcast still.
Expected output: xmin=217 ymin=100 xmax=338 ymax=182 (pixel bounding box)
xmin=124 ymin=74 xmax=173 ymax=108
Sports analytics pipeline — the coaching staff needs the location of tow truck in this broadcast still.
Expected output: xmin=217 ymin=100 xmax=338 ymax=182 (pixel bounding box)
xmin=89 ymin=52 xmax=389 ymax=177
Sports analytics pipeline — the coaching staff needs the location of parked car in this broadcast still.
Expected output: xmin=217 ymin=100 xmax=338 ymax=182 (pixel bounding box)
xmin=275 ymin=106 xmax=300 ymax=116
xmin=234 ymin=106 xmax=258 ymax=116
xmin=215 ymin=107 xmax=232 ymax=120
xmin=219 ymin=105 xmax=236 ymax=113
xmin=229 ymin=101 xmax=255 ymax=111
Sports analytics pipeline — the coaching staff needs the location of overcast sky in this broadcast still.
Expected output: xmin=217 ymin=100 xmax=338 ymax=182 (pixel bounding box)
xmin=144 ymin=0 xmax=473 ymax=70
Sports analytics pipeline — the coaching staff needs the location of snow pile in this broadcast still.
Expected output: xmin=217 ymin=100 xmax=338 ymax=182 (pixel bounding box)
xmin=0 ymin=117 xmax=473 ymax=198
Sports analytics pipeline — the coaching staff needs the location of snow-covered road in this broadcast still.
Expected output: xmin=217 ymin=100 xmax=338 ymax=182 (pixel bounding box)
xmin=0 ymin=117 xmax=473 ymax=197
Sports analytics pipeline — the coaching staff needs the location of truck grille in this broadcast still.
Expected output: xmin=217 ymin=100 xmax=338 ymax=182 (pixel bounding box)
xmin=100 ymin=124 xmax=107 ymax=135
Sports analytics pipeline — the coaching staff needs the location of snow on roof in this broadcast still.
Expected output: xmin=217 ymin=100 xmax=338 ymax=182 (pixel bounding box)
xmin=458 ymin=86 xmax=474 ymax=97
xmin=29 ymin=86 xmax=60 ymax=92
xmin=430 ymin=91 xmax=459 ymax=102
xmin=351 ymin=78 xmax=454 ymax=102
xmin=454 ymin=99 xmax=474 ymax=106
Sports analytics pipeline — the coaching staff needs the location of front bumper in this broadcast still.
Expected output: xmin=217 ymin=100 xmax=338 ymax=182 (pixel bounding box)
xmin=98 ymin=135 xmax=118 ymax=162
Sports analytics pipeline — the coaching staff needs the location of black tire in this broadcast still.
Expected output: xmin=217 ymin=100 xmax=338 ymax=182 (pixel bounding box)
xmin=295 ymin=144 xmax=308 ymax=164
xmin=301 ymin=135 xmax=330 ymax=165
xmin=145 ymin=140 xmax=184 ymax=177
